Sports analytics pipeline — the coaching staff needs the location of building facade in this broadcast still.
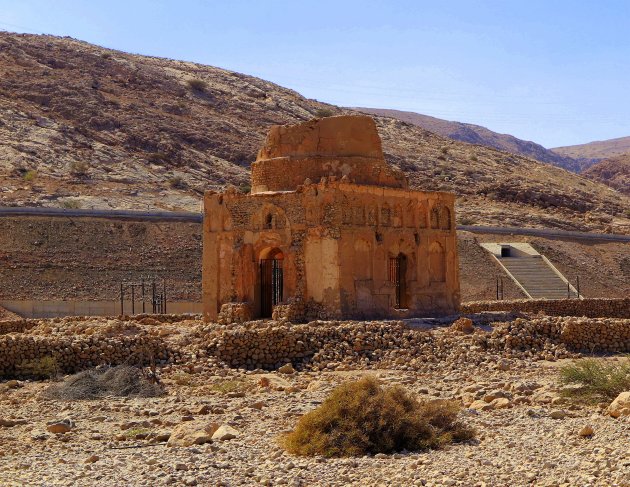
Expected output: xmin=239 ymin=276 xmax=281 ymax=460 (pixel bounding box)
xmin=203 ymin=115 xmax=460 ymax=322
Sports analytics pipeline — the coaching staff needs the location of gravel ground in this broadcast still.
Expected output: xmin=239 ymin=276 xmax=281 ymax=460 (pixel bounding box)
xmin=1 ymin=357 xmax=628 ymax=487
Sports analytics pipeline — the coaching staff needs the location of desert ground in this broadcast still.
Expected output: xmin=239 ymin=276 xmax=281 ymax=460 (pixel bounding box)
xmin=0 ymin=314 xmax=628 ymax=487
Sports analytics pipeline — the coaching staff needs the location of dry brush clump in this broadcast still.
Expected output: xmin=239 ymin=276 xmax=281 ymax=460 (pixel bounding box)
xmin=44 ymin=365 xmax=164 ymax=400
xmin=281 ymin=376 xmax=475 ymax=457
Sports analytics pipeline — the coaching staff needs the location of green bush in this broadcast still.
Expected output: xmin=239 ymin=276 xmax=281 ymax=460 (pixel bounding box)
xmin=281 ymin=376 xmax=475 ymax=457
xmin=559 ymin=357 xmax=630 ymax=403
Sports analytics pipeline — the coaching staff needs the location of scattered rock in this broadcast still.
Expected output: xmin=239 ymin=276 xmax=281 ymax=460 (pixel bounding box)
xmin=46 ymin=419 xmax=75 ymax=434
xmin=167 ymin=422 xmax=218 ymax=447
xmin=0 ymin=418 xmax=27 ymax=427
xmin=211 ymin=425 xmax=239 ymax=441
xmin=84 ymin=455 xmax=99 ymax=464
xmin=607 ymin=391 xmax=630 ymax=417
xmin=278 ymin=363 xmax=295 ymax=375
xmin=578 ymin=425 xmax=594 ymax=437
xmin=550 ymin=410 xmax=567 ymax=419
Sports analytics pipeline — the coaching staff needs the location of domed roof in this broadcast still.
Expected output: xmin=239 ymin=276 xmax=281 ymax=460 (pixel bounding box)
xmin=251 ymin=115 xmax=407 ymax=193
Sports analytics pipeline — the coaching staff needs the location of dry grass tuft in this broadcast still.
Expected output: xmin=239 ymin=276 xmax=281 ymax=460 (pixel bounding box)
xmin=43 ymin=365 xmax=164 ymax=400
xmin=559 ymin=357 xmax=630 ymax=403
xmin=281 ymin=376 xmax=475 ymax=457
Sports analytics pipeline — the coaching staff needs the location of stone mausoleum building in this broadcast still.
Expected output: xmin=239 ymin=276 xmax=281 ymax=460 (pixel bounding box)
xmin=202 ymin=115 xmax=460 ymax=322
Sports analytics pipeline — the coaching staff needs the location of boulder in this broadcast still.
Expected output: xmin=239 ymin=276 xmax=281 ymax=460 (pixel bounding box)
xmin=469 ymin=400 xmax=493 ymax=412
xmin=167 ymin=422 xmax=218 ymax=447
xmin=490 ymin=398 xmax=511 ymax=409
xmin=607 ymin=391 xmax=630 ymax=417
xmin=211 ymin=425 xmax=239 ymax=441
xmin=451 ymin=317 xmax=474 ymax=334
xmin=46 ymin=419 xmax=75 ymax=434
xmin=278 ymin=363 xmax=295 ymax=375
xmin=578 ymin=425 xmax=594 ymax=437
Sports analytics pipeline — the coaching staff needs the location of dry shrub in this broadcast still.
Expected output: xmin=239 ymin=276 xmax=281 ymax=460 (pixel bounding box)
xmin=44 ymin=365 xmax=164 ymax=400
xmin=281 ymin=376 xmax=475 ymax=457
xmin=314 ymin=108 xmax=334 ymax=118
xmin=559 ymin=357 xmax=630 ymax=403
xmin=187 ymin=78 xmax=207 ymax=92
xmin=16 ymin=356 xmax=59 ymax=379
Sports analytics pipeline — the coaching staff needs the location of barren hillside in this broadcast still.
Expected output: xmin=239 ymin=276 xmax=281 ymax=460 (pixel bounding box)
xmin=0 ymin=32 xmax=629 ymax=232
xmin=356 ymin=107 xmax=582 ymax=172
xmin=553 ymin=135 xmax=630 ymax=162
xmin=582 ymin=155 xmax=630 ymax=196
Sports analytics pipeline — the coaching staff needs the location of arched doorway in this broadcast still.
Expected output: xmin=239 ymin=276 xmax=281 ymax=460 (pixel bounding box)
xmin=259 ymin=248 xmax=284 ymax=317
xmin=388 ymin=253 xmax=408 ymax=309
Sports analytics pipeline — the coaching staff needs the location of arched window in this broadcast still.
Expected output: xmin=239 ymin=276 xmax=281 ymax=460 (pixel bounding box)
xmin=353 ymin=206 xmax=365 ymax=225
xmin=439 ymin=207 xmax=451 ymax=230
xmin=417 ymin=203 xmax=427 ymax=228
xmin=393 ymin=204 xmax=403 ymax=227
xmin=430 ymin=207 xmax=440 ymax=229
xmin=264 ymin=213 xmax=273 ymax=229
xmin=429 ymin=242 xmax=446 ymax=283
xmin=380 ymin=204 xmax=391 ymax=226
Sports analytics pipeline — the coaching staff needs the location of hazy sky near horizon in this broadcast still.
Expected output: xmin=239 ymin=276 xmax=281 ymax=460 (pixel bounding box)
xmin=1 ymin=0 xmax=629 ymax=148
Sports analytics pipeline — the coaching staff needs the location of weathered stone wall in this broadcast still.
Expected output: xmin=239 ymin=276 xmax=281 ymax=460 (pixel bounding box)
xmin=202 ymin=315 xmax=629 ymax=371
xmin=486 ymin=316 xmax=629 ymax=354
xmin=461 ymin=298 xmax=630 ymax=318
xmin=2 ymin=314 xmax=627 ymax=378
xmin=0 ymin=315 xmax=194 ymax=378
xmin=203 ymin=115 xmax=460 ymax=322
xmin=203 ymin=180 xmax=459 ymax=321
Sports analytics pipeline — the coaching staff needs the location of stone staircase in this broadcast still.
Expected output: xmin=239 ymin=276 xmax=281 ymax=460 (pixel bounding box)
xmin=498 ymin=255 xmax=579 ymax=299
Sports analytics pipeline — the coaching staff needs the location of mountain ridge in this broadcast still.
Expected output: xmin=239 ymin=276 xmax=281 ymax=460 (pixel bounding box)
xmin=354 ymin=107 xmax=586 ymax=172
xmin=552 ymin=135 xmax=630 ymax=162
xmin=0 ymin=32 xmax=628 ymax=233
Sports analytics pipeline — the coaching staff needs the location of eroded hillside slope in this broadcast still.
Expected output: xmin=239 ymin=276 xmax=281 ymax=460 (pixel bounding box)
xmin=0 ymin=32 xmax=628 ymax=232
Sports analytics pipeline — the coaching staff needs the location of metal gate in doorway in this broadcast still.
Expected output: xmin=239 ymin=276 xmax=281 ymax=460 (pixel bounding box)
xmin=389 ymin=254 xmax=407 ymax=309
xmin=260 ymin=258 xmax=283 ymax=317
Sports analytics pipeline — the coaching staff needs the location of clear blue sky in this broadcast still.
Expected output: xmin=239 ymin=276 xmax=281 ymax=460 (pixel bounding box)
xmin=1 ymin=0 xmax=629 ymax=148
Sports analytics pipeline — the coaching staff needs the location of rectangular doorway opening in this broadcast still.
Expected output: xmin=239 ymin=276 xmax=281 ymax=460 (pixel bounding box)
xmin=389 ymin=254 xmax=407 ymax=309
xmin=260 ymin=258 xmax=283 ymax=318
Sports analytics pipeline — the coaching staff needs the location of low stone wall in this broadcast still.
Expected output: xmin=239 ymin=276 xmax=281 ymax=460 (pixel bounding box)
xmin=0 ymin=318 xmax=177 ymax=378
xmin=202 ymin=315 xmax=629 ymax=371
xmin=2 ymin=313 xmax=627 ymax=378
xmin=486 ymin=316 xmax=629 ymax=354
xmin=461 ymin=298 xmax=630 ymax=318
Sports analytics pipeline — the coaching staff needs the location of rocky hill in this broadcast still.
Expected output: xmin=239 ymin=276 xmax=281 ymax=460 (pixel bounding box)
xmin=355 ymin=107 xmax=583 ymax=172
xmin=552 ymin=135 xmax=630 ymax=163
xmin=582 ymin=155 xmax=630 ymax=197
xmin=0 ymin=32 xmax=628 ymax=233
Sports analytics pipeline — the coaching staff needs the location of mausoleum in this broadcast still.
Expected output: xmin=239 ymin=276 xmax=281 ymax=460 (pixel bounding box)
xmin=202 ymin=115 xmax=460 ymax=322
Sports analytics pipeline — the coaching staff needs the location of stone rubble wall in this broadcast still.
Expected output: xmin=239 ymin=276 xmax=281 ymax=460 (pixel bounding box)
xmin=0 ymin=318 xmax=181 ymax=378
xmin=201 ymin=315 xmax=629 ymax=371
xmin=461 ymin=298 xmax=630 ymax=319
xmin=486 ymin=316 xmax=629 ymax=354
xmin=1 ymin=314 xmax=627 ymax=378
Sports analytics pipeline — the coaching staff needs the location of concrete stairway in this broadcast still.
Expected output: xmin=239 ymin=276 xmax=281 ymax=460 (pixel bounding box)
xmin=498 ymin=256 xmax=578 ymax=299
